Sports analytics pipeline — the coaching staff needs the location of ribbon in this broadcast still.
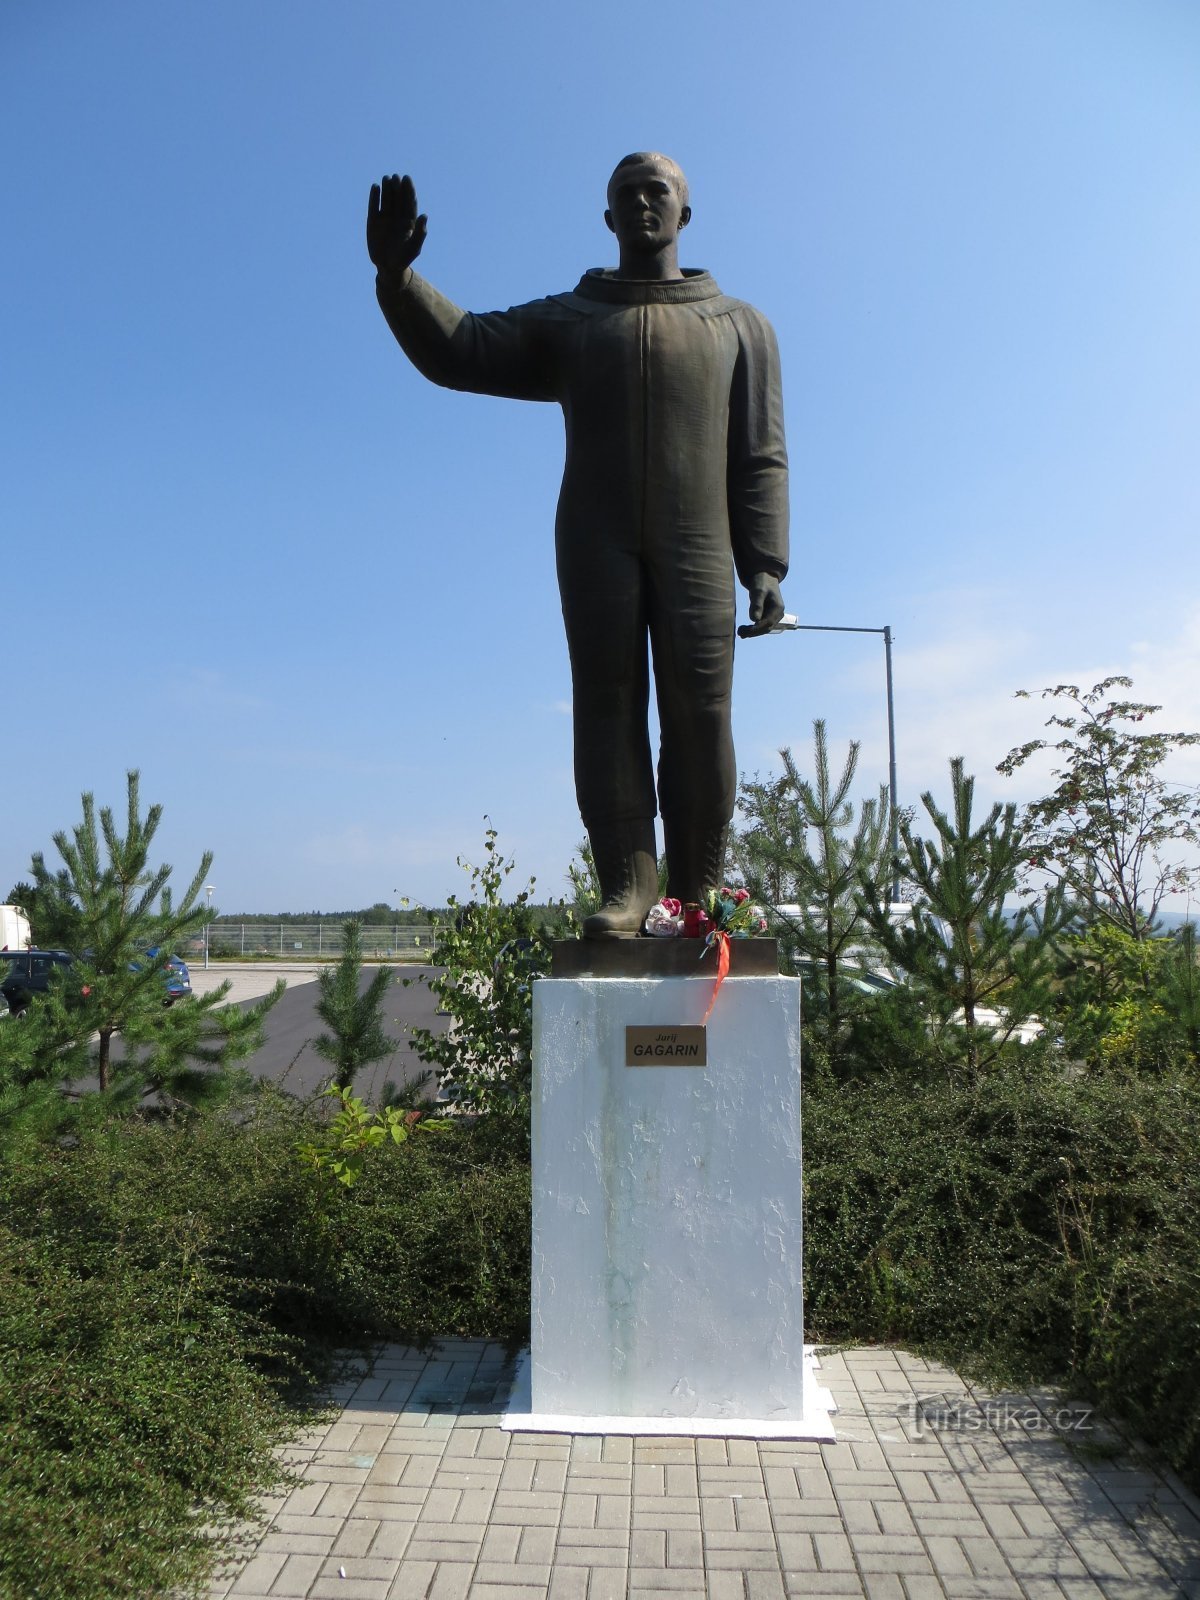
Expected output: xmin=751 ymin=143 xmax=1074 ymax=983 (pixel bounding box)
xmin=701 ymin=929 xmax=731 ymax=1023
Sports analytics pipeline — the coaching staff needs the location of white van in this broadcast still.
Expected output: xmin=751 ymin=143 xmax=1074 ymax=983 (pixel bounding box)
xmin=0 ymin=905 xmax=32 ymax=952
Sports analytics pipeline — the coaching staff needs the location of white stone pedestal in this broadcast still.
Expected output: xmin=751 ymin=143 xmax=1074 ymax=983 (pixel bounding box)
xmin=504 ymin=972 xmax=834 ymax=1437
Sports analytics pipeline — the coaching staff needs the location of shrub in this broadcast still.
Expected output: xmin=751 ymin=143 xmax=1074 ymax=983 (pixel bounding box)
xmin=0 ymin=1090 xmax=532 ymax=1598
xmin=803 ymin=1059 xmax=1200 ymax=1484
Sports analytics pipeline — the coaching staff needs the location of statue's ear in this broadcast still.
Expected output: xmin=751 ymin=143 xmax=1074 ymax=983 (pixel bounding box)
xmin=603 ymin=209 xmax=616 ymax=235
xmin=678 ymin=205 xmax=692 ymax=231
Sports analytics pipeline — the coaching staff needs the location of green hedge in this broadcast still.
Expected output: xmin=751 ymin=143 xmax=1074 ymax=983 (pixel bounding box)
xmin=803 ymin=1058 xmax=1200 ymax=1483
xmin=0 ymin=1097 xmax=530 ymax=1600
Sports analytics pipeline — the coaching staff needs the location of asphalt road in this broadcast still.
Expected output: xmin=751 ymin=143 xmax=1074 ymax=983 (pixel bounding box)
xmin=232 ymin=966 xmax=449 ymax=1102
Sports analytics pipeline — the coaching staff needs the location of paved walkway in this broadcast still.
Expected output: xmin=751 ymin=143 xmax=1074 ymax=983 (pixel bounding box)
xmin=209 ymin=1341 xmax=1200 ymax=1600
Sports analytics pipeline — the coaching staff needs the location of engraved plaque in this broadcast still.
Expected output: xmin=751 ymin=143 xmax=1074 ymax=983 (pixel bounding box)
xmin=625 ymin=1025 xmax=707 ymax=1066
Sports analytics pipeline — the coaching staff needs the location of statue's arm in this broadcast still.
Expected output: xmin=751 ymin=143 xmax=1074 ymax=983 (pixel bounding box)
xmin=368 ymin=174 xmax=557 ymax=402
xmin=727 ymin=308 xmax=789 ymax=636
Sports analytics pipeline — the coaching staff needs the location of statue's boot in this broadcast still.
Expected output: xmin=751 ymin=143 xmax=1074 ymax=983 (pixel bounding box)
xmin=664 ymin=820 xmax=731 ymax=909
xmin=582 ymin=818 xmax=660 ymax=938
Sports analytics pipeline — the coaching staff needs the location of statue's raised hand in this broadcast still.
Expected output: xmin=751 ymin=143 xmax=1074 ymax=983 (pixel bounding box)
xmin=367 ymin=174 xmax=428 ymax=279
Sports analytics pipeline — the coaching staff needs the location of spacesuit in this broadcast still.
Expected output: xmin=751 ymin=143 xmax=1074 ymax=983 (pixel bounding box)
xmin=375 ymin=263 xmax=789 ymax=920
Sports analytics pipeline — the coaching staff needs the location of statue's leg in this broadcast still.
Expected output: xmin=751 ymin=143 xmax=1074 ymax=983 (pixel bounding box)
xmin=647 ymin=556 xmax=736 ymax=906
xmin=558 ymin=536 xmax=660 ymax=937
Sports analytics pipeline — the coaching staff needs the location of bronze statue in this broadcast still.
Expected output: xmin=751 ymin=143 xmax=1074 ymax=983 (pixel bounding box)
xmin=368 ymin=154 xmax=789 ymax=936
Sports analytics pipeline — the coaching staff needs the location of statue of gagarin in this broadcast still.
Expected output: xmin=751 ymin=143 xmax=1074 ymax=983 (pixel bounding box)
xmin=368 ymin=153 xmax=789 ymax=936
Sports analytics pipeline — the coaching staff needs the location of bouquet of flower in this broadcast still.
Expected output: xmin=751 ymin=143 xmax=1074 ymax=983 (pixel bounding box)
xmin=644 ymin=897 xmax=684 ymax=937
xmin=642 ymin=885 xmax=768 ymax=1020
xmin=705 ymin=885 xmax=769 ymax=938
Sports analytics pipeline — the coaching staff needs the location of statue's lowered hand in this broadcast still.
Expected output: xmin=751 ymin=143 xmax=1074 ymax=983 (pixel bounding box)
xmin=367 ymin=173 xmax=428 ymax=280
xmin=738 ymin=573 xmax=785 ymax=639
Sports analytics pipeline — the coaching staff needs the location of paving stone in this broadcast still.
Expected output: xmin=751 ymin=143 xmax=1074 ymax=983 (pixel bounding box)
xmin=932 ymin=1583 xmax=1025 ymax=1599
xmin=556 ymin=1526 xmax=629 ymax=1549
xmin=829 ymin=1474 xmax=905 ymax=1503
xmin=923 ymin=1535 xmax=972 ymax=1577
xmin=994 ymin=1537 xmax=1088 ymax=1578
xmin=560 ymin=1494 xmax=597 ymax=1529
xmin=696 ymin=1439 xmax=729 ymax=1464
xmin=434 ymin=1467 xmax=504 ymax=1492
xmin=306 ymin=1579 xmax=392 ymax=1600
xmin=705 ymin=1573 xmax=748 ymax=1600
xmin=891 ymin=1578 xmax=948 ymax=1600
xmin=602 ymin=1437 xmax=633 ymax=1464
xmin=507 ymin=1439 xmax=571 ymax=1459
xmin=517 ymin=1527 xmax=557 ymax=1566
xmin=428 ymin=1567 xmax=474 ymax=1600
xmin=474 ymin=1432 xmax=512 ymax=1461
xmin=635 ymin=1496 xmax=699 ymax=1519
xmin=404 ymin=1539 xmax=485 ymax=1563
xmin=860 ymin=1578 xmax=904 ymax=1600
xmin=701 ymin=1497 xmax=738 ymax=1532
xmin=408 ymin=1523 xmax=487 ymax=1546
xmin=772 ymin=1534 xmax=816 ymax=1571
xmin=874 ymin=1501 xmax=916 ymax=1538
xmin=734 ymin=1500 xmax=774 ymax=1533
xmin=486 ymin=1504 xmax=560 ymax=1528
xmin=551 ymin=1545 xmax=629 ymax=1568
xmin=567 ymin=1460 xmax=633 ymax=1481
xmin=280 ymin=1479 xmax=328 ymax=1517
xmin=533 ymin=1458 xmax=568 ymax=1494
xmin=334 ymin=1518 xmax=381 ymax=1557
xmin=703 ymin=1548 xmax=787 ymax=1571
xmin=743 ymin=1571 xmax=787 ymax=1600
xmin=477 ymin=1524 xmax=520 ymax=1564
xmin=839 ymin=1501 xmax=881 ymax=1535
xmin=769 ymin=1512 xmax=842 ymax=1538
xmin=499 ymin=1459 xmax=536 ymax=1492
xmin=319 ymin=1556 xmax=403 ymax=1584
xmin=763 ymin=1467 xmax=802 ymax=1501
xmin=469 ymin=1568 xmax=552 ymax=1591
xmin=267 ymin=1553 xmax=325 ymax=1595
xmin=812 ymin=1531 xmax=857 ymax=1572
xmin=354 ymin=1489 xmax=425 ymax=1516
xmin=456 ymin=1490 xmax=500 ymax=1523
xmin=1014 ymin=1503 xmax=1065 ymax=1539
xmin=371 ymin=1516 xmax=419 ymax=1555
xmin=546 ymin=1569 xmax=588 ymax=1600
xmin=228 ymin=1551 xmax=287 ymax=1594
xmin=493 ymin=1491 xmax=564 ymax=1514
xmin=630 ymin=1529 xmax=667 ymax=1566
xmin=386 ymin=1559 xmax=437 ymax=1598
xmin=666 ymin=1530 xmax=702 ymax=1567
xmin=586 ymin=1572 xmax=635 ymax=1600
xmin=781 ymin=1577 xmax=863 ymax=1597
xmin=703 ymin=1530 xmax=778 ymax=1552
xmin=259 ymin=1532 xmax=337 ymax=1556
xmin=423 ymin=1489 xmax=463 ymax=1522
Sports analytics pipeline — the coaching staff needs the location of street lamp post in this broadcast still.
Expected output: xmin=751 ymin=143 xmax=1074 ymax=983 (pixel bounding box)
xmin=766 ymin=617 xmax=901 ymax=904
xmin=204 ymin=884 xmax=214 ymax=970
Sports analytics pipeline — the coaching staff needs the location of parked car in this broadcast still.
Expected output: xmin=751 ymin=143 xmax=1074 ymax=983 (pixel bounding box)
xmin=132 ymin=948 xmax=193 ymax=1005
xmin=1 ymin=948 xmax=192 ymax=1014
xmin=0 ymin=950 xmax=87 ymax=1016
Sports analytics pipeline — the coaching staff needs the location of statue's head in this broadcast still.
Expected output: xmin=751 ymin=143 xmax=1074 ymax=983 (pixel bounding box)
xmin=604 ymin=152 xmax=691 ymax=251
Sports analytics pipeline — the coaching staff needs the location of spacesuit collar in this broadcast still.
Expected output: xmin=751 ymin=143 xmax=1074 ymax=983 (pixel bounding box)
xmin=574 ymin=268 xmax=721 ymax=305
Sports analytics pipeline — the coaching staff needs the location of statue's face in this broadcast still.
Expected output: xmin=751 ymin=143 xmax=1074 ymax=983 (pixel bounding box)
xmin=604 ymin=160 xmax=691 ymax=254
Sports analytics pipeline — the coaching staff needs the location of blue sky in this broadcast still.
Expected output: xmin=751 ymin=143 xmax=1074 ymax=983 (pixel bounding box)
xmin=4 ymin=0 xmax=1199 ymax=914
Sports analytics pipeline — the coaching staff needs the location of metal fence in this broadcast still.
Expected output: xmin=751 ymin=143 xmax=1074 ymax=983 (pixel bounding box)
xmin=207 ymin=923 xmax=436 ymax=959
